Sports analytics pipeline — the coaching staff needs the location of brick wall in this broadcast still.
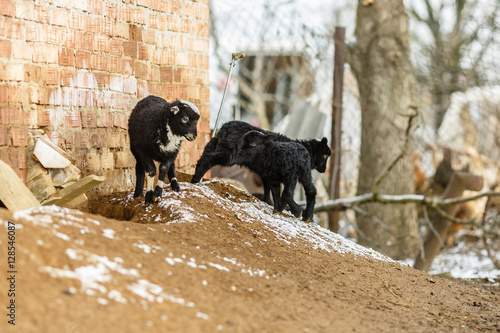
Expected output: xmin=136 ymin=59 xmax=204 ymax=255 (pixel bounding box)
xmin=0 ymin=0 xmax=210 ymax=192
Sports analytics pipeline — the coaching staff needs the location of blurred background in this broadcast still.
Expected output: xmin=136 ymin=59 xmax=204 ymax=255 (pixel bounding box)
xmin=207 ymin=0 xmax=500 ymax=277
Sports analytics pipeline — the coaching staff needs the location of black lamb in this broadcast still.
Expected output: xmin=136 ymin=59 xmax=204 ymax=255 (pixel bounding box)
xmin=237 ymin=130 xmax=317 ymax=221
xmin=128 ymin=96 xmax=200 ymax=203
xmin=190 ymin=120 xmax=330 ymax=205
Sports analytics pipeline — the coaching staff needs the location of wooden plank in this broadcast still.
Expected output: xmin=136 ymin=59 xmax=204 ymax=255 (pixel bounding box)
xmin=64 ymin=194 xmax=88 ymax=208
xmin=41 ymin=175 xmax=105 ymax=207
xmin=35 ymin=135 xmax=76 ymax=164
xmin=0 ymin=160 xmax=40 ymax=211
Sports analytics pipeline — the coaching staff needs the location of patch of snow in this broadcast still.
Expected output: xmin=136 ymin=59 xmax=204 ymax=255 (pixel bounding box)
xmin=55 ymin=231 xmax=70 ymax=241
xmin=127 ymin=279 xmax=194 ymax=307
xmin=97 ymin=298 xmax=108 ymax=305
xmin=102 ymin=228 xmax=115 ymax=239
xmin=208 ymin=263 xmax=230 ymax=272
xmin=196 ymin=312 xmax=210 ymax=320
xmin=66 ymin=248 xmax=79 ymax=260
xmin=429 ymin=244 xmax=500 ymax=280
xmin=108 ymin=290 xmax=127 ymax=304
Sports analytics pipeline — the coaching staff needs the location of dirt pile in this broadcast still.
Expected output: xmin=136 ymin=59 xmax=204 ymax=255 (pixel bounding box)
xmin=0 ymin=178 xmax=499 ymax=332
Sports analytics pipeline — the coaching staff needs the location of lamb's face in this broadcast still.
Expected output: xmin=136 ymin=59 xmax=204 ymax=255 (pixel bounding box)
xmin=238 ymin=131 xmax=266 ymax=162
xmin=312 ymin=137 xmax=331 ymax=173
xmin=169 ymin=100 xmax=200 ymax=141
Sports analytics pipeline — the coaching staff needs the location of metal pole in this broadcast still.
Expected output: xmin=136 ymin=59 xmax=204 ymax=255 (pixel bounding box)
xmin=212 ymin=52 xmax=245 ymax=138
xmin=328 ymin=27 xmax=346 ymax=233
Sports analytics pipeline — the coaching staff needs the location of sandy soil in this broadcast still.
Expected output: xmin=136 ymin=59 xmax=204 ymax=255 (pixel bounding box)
xmin=0 ymin=175 xmax=498 ymax=333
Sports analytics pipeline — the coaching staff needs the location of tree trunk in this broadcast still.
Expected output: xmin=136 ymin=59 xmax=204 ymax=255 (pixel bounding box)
xmin=350 ymin=1 xmax=419 ymax=259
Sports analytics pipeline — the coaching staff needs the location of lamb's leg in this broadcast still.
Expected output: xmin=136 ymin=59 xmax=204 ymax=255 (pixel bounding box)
xmin=263 ymin=182 xmax=273 ymax=205
xmin=141 ymin=156 xmax=157 ymax=204
xmin=270 ymin=185 xmax=282 ymax=213
xmin=132 ymin=149 xmax=145 ymax=198
xmin=154 ymin=160 xmax=172 ymax=198
xmin=167 ymin=163 xmax=181 ymax=192
xmin=282 ymin=180 xmax=303 ymax=218
xmin=191 ymin=138 xmax=218 ymax=183
xmin=301 ymin=176 xmax=317 ymax=222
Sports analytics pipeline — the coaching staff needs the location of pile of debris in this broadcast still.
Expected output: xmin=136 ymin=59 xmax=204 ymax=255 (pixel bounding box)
xmin=0 ymin=131 xmax=104 ymax=212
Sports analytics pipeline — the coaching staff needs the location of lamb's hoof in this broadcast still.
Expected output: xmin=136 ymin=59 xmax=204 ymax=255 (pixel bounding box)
xmin=145 ymin=191 xmax=154 ymax=204
xmin=171 ymin=181 xmax=181 ymax=192
xmin=302 ymin=215 xmax=313 ymax=222
xmin=154 ymin=185 xmax=163 ymax=198
xmin=289 ymin=207 xmax=302 ymax=218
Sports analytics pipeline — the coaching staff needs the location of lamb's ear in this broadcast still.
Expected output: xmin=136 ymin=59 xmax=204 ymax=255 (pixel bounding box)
xmin=321 ymin=137 xmax=328 ymax=144
xmin=242 ymin=131 xmax=263 ymax=147
xmin=171 ymin=106 xmax=180 ymax=114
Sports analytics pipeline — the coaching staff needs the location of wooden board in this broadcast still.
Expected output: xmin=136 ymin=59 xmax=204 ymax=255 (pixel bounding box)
xmin=42 ymin=175 xmax=105 ymax=207
xmin=0 ymin=160 xmax=40 ymax=211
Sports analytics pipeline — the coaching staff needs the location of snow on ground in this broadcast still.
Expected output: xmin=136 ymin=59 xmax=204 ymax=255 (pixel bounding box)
xmin=399 ymin=239 xmax=500 ymax=281
xmin=428 ymin=242 xmax=500 ymax=281
xmin=5 ymin=178 xmax=498 ymax=310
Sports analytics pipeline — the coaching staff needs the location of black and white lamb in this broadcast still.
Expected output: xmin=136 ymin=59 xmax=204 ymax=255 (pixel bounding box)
xmin=190 ymin=120 xmax=330 ymax=205
xmin=128 ymin=96 xmax=200 ymax=203
xmin=237 ymin=130 xmax=317 ymax=222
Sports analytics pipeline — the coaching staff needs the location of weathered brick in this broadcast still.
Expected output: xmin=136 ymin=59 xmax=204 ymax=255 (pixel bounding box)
xmin=5 ymin=19 xmax=24 ymax=40
xmin=109 ymin=75 xmax=123 ymax=92
xmin=107 ymin=55 xmax=122 ymax=73
xmin=85 ymin=16 xmax=101 ymax=34
xmin=52 ymin=8 xmax=68 ymax=27
xmin=187 ymin=86 xmax=200 ymax=100
xmin=42 ymin=67 xmax=59 ymax=85
xmin=101 ymin=151 xmax=114 ymax=169
xmin=0 ymin=85 xmax=7 ymax=103
xmin=65 ymin=109 xmax=81 ymax=127
xmin=86 ymin=152 xmax=101 ymax=171
xmin=120 ymin=5 xmax=133 ymax=22
xmin=0 ymin=38 xmax=11 ymax=59
xmin=134 ymin=8 xmax=146 ymax=25
xmin=5 ymin=63 xmax=24 ymax=81
xmin=107 ymin=131 xmax=123 ymax=148
xmin=113 ymin=112 xmax=128 ymax=129
xmin=10 ymin=127 xmax=28 ymax=146
xmin=15 ymin=1 xmax=32 ymax=20
xmin=75 ymin=50 xmax=91 ymax=68
xmin=11 ymin=40 xmax=30 ymax=60
xmin=74 ymin=131 xmax=90 ymax=149
xmin=89 ymin=0 xmax=103 ymax=15
xmin=0 ymin=126 xmax=8 ymax=145
xmin=106 ymin=2 xmax=118 ymax=20
xmin=101 ymin=18 xmax=113 ymax=36
xmin=94 ymin=35 xmax=109 ymax=53
xmin=90 ymin=132 xmax=105 ymax=148
xmin=59 ymin=48 xmax=75 ymax=67
xmin=37 ymin=107 xmax=51 ymax=126
xmin=97 ymin=109 xmax=113 ymax=128
xmin=149 ymin=13 xmax=158 ymax=30
xmin=115 ymin=151 xmax=133 ymax=168
xmin=0 ymin=0 xmax=15 ymax=17
xmin=123 ymin=40 xmax=137 ymax=58
xmin=114 ymin=22 xmax=129 ymax=39
xmin=69 ymin=13 xmax=83 ymax=31
xmin=123 ymin=76 xmax=137 ymax=94
xmin=74 ymin=0 xmax=89 ymax=13
xmin=134 ymin=60 xmax=148 ymax=80
xmin=109 ymin=39 xmax=123 ymax=55
xmin=138 ymin=43 xmax=149 ymax=60
xmin=20 ymin=108 xmax=37 ymax=127
xmin=160 ymin=66 xmax=172 ymax=82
